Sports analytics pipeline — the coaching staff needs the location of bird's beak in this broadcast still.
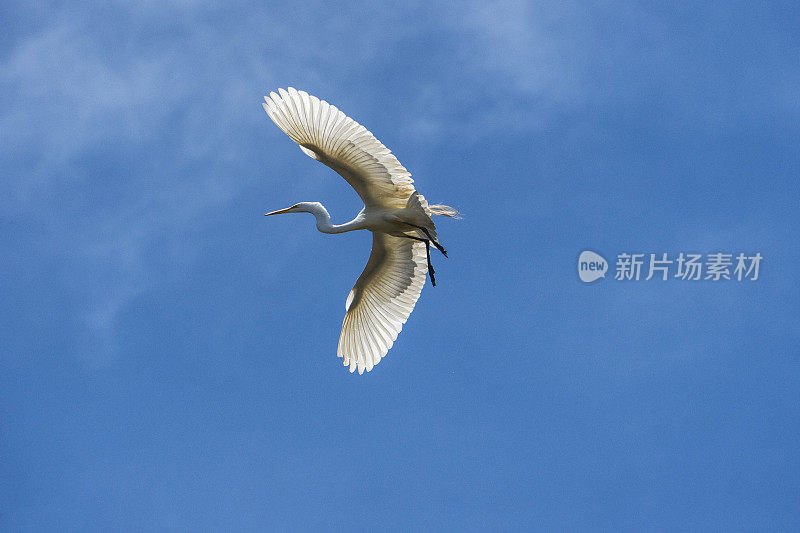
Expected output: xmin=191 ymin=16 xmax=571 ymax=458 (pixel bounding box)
xmin=264 ymin=207 xmax=293 ymax=217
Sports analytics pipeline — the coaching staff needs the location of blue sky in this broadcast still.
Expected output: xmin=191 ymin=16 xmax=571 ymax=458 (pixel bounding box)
xmin=2 ymin=1 xmax=799 ymax=530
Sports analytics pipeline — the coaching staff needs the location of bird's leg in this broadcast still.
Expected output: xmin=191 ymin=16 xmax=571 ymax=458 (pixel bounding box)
xmin=404 ymin=235 xmax=436 ymax=286
xmin=424 ymin=240 xmax=436 ymax=287
xmin=403 ymin=223 xmax=448 ymax=257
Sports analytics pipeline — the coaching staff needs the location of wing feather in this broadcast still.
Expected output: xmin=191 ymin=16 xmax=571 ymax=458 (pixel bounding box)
xmin=263 ymin=87 xmax=431 ymax=210
xmin=337 ymin=233 xmax=428 ymax=374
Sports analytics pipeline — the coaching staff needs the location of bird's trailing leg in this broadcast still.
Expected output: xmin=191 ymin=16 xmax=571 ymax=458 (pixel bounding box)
xmin=425 ymin=240 xmax=436 ymax=287
xmin=406 ymin=235 xmax=436 ymax=286
xmin=404 ymin=223 xmax=448 ymax=257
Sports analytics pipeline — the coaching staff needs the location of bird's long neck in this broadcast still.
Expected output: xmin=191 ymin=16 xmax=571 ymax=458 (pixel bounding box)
xmin=306 ymin=203 xmax=362 ymax=234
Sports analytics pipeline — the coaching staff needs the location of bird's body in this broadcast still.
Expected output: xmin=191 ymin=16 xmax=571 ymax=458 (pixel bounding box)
xmin=262 ymin=88 xmax=457 ymax=374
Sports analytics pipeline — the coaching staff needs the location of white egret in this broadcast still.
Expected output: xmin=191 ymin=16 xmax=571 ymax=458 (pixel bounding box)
xmin=262 ymin=88 xmax=458 ymax=374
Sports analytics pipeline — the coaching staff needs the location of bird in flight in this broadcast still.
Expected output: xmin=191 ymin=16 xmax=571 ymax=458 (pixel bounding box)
xmin=262 ymin=88 xmax=458 ymax=374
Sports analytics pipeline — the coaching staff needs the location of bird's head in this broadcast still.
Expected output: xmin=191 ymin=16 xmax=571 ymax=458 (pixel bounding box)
xmin=264 ymin=202 xmax=321 ymax=216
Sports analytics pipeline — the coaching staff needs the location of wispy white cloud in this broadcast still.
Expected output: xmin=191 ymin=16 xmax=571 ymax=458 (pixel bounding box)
xmin=398 ymin=0 xmax=598 ymax=144
xmin=1 ymin=7 xmax=272 ymax=362
xmin=458 ymin=0 xmax=590 ymax=102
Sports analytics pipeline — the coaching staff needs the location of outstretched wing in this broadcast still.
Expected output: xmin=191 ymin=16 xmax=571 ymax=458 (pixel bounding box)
xmin=263 ymin=87 xmax=428 ymax=210
xmin=338 ymin=233 xmax=428 ymax=374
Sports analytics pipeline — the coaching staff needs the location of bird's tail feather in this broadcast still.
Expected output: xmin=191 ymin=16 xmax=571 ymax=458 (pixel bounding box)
xmin=428 ymin=204 xmax=461 ymax=218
